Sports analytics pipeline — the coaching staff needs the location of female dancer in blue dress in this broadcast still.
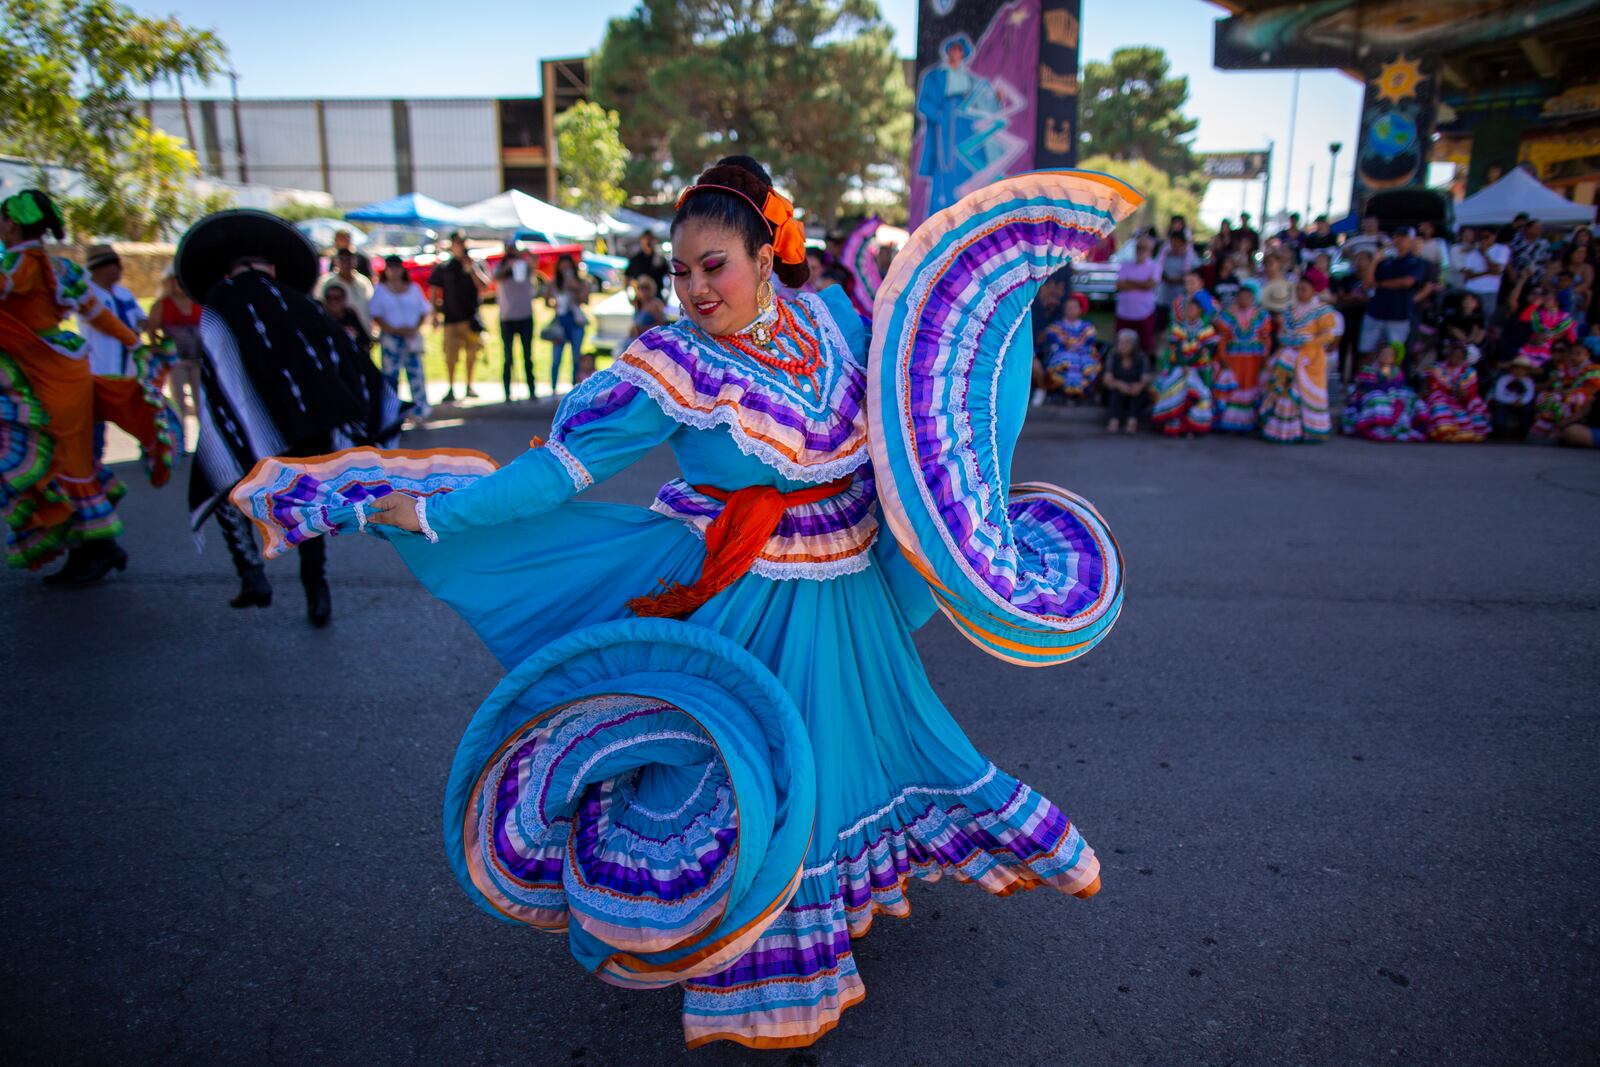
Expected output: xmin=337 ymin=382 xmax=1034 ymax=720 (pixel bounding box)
xmin=232 ymin=157 xmax=1136 ymax=1049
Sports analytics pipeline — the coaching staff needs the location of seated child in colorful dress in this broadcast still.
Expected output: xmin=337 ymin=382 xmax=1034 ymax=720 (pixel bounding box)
xmin=1420 ymin=341 xmax=1491 ymax=443
xmin=1342 ymin=342 xmax=1422 ymax=442
xmin=1040 ymin=293 xmax=1100 ymax=401
xmin=1531 ymin=340 xmax=1600 ymax=446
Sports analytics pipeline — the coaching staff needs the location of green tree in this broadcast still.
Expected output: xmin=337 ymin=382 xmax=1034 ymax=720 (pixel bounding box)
xmin=1077 ymin=154 xmax=1203 ymax=237
xmin=592 ymin=0 xmax=912 ymax=225
xmin=555 ymin=100 xmax=628 ymax=224
xmin=0 ymin=0 xmax=230 ymax=240
xmin=1081 ymin=47 xmax=1206 ymax=196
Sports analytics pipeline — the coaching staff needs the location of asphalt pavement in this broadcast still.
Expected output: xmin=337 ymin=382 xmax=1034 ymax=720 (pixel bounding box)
xmin=3 ymin=402 xmax=1598 ymax=1066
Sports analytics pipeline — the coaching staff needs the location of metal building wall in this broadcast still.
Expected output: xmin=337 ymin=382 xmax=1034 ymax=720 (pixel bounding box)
xmin=409 ymin=100 xmax=501 ymax=204
xmin=237 ymin=102 xmax=322 ymax=190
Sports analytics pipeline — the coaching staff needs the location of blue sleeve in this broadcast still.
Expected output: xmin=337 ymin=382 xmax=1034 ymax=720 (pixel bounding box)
xmin=425 ymin=371 xmax=678 ymax=535
xmin=818 ymin=284 xmax=869 ymax=361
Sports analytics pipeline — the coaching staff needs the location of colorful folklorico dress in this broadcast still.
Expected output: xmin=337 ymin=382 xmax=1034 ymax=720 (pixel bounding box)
xmin=1152 ymin=312 xmax=1225 ymax=435
xmin=1210 ymin=305 xmax=1272 ymax=433
xmin=1043 ymin=316 xmax=1100 ymax=397
xmin=1259 ymin=299 xmax=1339 ymax=444
xmin=1529 ymin=355 xmax=1600 ymax=440
xmin=1341 ymin=363 xmax=1423 ymax=442
xmin=1420 ymin=361 xmax=1490 ymax=443
xmin=840 ymin=214 xmax=885 ymax=318
xmin=0 ymin=241 xmax=177 ymax=567
xmin=1517 ymin=305 xmax=1577 ymax=369
xmin=231 ymin=173 xmax=1142 ymax=1049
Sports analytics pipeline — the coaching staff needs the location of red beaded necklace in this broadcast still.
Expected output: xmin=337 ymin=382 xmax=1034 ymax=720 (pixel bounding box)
xmin=716 ymin=298 xmax=824 ymax=391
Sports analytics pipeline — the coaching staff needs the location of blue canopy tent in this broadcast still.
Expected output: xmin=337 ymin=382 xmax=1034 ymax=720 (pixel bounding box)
xmin=343 ymin=192 xmax=485 ymax=231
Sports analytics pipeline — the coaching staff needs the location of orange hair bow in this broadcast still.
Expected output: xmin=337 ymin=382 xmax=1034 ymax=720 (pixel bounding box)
xmin=676 ymin=183 xmax=808 ymax=267
xmin=760 ymin=190 xmax=807 ymax=267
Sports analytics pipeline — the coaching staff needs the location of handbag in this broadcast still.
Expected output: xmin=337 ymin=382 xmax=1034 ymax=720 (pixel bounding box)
xmin=540 ymin=320 xmax=566 ymax=342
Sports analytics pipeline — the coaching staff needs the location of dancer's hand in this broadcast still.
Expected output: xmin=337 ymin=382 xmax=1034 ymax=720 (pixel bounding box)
xmin=368 ymin=495 xmax=421 ymax=532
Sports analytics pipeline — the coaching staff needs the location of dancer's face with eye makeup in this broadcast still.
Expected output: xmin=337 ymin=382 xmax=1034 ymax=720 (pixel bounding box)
xmin=668 ymin=218 xmax=773 ymax=336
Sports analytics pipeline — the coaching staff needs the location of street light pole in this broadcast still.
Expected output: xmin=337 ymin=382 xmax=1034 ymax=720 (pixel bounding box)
xmin=1327 ymin=141 xmax=1342 ymax=217
xmin=1281 ymin=70 xmax=1301 ymax=222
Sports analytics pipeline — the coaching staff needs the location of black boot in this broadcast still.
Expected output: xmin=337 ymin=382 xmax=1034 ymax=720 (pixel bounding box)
xmin=305 ymin=579 xmax=332 ymax=628
xmin=43 ymin=540 xmax=128 ymax=586
xmin=229 ymin=564 xmax=273 ymax=608
xmin=299 ymin=537 xmax=331 ymax=628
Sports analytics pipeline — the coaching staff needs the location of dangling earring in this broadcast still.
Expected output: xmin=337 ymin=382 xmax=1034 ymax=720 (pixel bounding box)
xmin=751 ymin=277 xmax=776 ymax=346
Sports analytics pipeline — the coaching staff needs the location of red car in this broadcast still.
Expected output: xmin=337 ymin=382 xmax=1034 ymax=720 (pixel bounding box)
xmin=380 ymin=240 xmax=584 ymax=293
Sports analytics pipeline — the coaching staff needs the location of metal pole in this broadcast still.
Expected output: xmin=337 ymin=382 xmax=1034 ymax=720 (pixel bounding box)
xmin=230 ymin=70 xmax=248 ymax=183
xmin=1326 ymin=142 xmax=1342 ymax=217
xmin=1280 ymin=71 xmax=1301 ymax=223
xmin=1305 ymin=162 xmax=1315 ymax=219
xmin=1260 ymin=141 xmax=1273 ymax=235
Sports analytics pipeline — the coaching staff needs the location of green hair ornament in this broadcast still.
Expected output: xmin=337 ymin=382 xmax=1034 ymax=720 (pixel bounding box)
xmin=4 ymin=193 xmax=44 ymax=226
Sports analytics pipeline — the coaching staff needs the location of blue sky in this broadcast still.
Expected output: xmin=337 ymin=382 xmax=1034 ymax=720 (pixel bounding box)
xmin=135 ymin=0 xmax=1365 ymax=224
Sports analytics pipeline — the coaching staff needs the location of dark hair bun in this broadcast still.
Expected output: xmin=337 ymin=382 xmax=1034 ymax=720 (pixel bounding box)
xmin=677 ymin=156 xmax=811 ymax=290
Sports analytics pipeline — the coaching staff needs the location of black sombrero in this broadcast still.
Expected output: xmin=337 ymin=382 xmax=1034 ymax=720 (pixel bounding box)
xmin=175 ymin=209 xmax=320 ymax=299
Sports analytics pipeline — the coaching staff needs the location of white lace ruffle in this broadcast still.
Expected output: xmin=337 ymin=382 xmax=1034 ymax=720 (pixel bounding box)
xmin=610 ymin=359 xmax=868 ymax=485
xmin=545 ymin=439 xmax=593 ymax=491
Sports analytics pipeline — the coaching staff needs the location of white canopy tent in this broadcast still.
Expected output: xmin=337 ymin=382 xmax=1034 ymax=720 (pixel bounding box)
xmin=460 ymin=190 xmax=599 ymax=241
xmin=1454 ymin=168 xmax=1595 ymax=229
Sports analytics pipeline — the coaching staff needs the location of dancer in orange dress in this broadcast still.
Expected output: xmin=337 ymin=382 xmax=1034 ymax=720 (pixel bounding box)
xmin=0 ymin=189 xmax=175 ymax=581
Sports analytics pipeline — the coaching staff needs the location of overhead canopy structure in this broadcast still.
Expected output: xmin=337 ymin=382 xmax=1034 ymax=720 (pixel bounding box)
xmin=1454 ymin=167 xmax=1596 ymax=228
xmin=461 ymin=190 xmax=598 ymax=241
xmin=604 ymin=207 xmax=670 ymax=239
xmin=343 ymin=192 xmax=484 ymax=231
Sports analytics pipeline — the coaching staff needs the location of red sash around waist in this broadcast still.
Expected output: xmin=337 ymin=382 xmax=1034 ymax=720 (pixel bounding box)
xmin=628 ymin=476 xmax=854 ymax=619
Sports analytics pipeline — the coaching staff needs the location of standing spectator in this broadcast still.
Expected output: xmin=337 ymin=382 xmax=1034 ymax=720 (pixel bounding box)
xmin=1210 ymin=251 xmax=1244 ymax=307
xmin=1166 ymin=215 xmax=1189 ymax=243
xmin=1449 ymin=226 xmax=1478 ymax=288
xmin=1342 ymin=215 xmax=1389 ymax=260
xmin=1273 ymin=212 xmax=1305 ymax=260
xmin=624 ymin=231 xmax=669 ymax=296
xmin=145 ymin=268 xmax=202 ymax=451
xmin=1259 ymin=252 xmax=1295 ymax=320
xmin=494 ymin=242 xmax=539 ymax=402
xmin=544 ymin=253 xmax=589 ymax=398
xmin=1102 ymin=328 xmax=1152 ymax=434
xmin=1360 ymin=228 xmax=1429 ymax=360
xmin=1085 ymin=230 xmax=1118 ymax=263
xmin=1114 ymin=234 xmax=1160 ymax=352
xmin=428 ymin=232 xmax=488 ymax=403
xmin=1155 ymin=232 xmax=1198 ymax=331
xmin=1234 ymin=212 xmax=1261 ymax=259
xmin=80 ymin=244 xmax=147 ymax=463
xmin=81 ymin=245 xmax=145 ymax=381
xmin=1549 ymin=244 xmax=1593 ymax=328
xmin=1333 ymin=249 xmax=1375 ymax=380
xmin=331 ymin=229 xmax=372 ymax=282
xmin=1459 ymin=227 xmax=1511 ymax=320
xmin=1443 ymin=292 xmax=1487 ymax=365
xmin=630 ymin=275 xmax=669 ymax=339
xmin=1414 ymin=220 xmax=1451 ymax=283
xmin=369 ymin=254 xmax=432 ymax=419
xmin=315 ymin=249 xmax=374 ymax=336
xmin=1303 ymin=253 xmax=1332 ymax=297
xmin=1510 ymin=219 xmax=1551 ymax=279
xmin=1300 ymin=215 xmax=1337 ymax=261
xmin=318 ymin=283 xmax=367 ymax=346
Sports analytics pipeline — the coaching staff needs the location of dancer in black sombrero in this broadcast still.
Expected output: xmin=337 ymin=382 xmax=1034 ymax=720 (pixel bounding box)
xmin=175 ymin=210 xmax=404 ymax=626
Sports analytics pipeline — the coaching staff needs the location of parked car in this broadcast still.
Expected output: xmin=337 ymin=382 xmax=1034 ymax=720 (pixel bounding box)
xmin=1072 ymin=240 xmax=1138 ymax=305
xmin=396 ymin=238 xmax=584 ymax=296
xmin=508 ymin=229 xmax=627 ymax=292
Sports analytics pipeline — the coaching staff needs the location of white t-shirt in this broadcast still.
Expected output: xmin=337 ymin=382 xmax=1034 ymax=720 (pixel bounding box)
xmin=81 ymin=280 xmax=146 ymax=377
xmin=1462 ymin=244 xmax=1510 ymax=295
xmin=367 ymin=282 xmax=431 ymax=333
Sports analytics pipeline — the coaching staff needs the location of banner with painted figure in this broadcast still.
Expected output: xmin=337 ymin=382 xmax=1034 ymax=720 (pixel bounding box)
xmin=910 ymin=0 xmax=1038 ymax=228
